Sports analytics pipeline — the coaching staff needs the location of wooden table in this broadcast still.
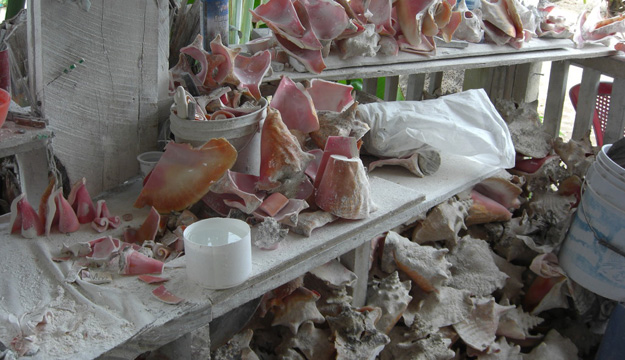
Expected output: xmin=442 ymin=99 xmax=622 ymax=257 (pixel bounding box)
xmin=0 ymin=39 xmax=618 ymax=359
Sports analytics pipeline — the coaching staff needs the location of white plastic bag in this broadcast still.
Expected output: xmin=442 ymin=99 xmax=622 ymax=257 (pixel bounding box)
xmin=356 ymin=89 xmax=515 ymax=168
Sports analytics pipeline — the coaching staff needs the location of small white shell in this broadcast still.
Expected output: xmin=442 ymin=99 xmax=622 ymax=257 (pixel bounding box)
xmin=524 ymin=329 xmax=578 ymax=360
xmin=366 ymin=272 xmax=412 ymax=334
xmin=453 ymin=297 xmax=514 ymax=352
xmin=496 ymin=301 xmax=543 ymax=340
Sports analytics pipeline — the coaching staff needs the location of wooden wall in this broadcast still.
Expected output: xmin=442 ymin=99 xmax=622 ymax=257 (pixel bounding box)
xmin=28 ymin=0 xmax=170 ymax=196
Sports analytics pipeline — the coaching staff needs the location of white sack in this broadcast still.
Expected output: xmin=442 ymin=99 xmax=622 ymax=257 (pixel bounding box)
xmin=356 ymin=89 xmax=516 ymax=169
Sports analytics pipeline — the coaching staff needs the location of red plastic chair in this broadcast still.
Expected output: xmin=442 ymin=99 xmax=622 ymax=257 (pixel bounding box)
xmin=569 ymin=82 xmax=614 ymax=147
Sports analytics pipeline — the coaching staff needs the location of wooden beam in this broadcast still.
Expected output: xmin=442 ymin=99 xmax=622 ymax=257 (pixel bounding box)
xmin=405 ymin=73 xmax=426 ymax=100
xmin=32 ymin=0 xmax=170 ymax=196
xmin=341 ymin=241 xmax=372 ymax=307
xmin=428 ymin=71 xmax=443 ymax=94
xmin=384 ymin=75 xmax=399 ymax=101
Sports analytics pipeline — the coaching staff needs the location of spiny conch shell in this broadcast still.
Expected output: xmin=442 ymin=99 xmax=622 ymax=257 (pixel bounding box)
xmin=491 ymin=251 xmax=525 ymax=302
xmin=380 ymin=321 xmax=455 ymax=360
xmin=209 ymin=34 xmax=242 ymax=87
xmin=270 ymin=287 xmax=325 ymax=334
xmin=336 ymin=24 xmax=381 ymax=59
xmin=309 ymin=258 xmax=358 ymax=288
xmin=208 ymin=171 xmax=265 ymax=214
xmin=511 ymin=155 xmax=566 ymax=194
xmin=453 ymin=297 xmax=514 ymax=352
xmin=411 ymin=197 xmax=470 ymax=246
xmin=382 ymin=231 xmax=451 ymax=293
xmin=310 ymin=103 xmax=370 ymax=150
xmin=488 ymin=211 xmax=541 ymax=262
xmin=258 ymin=107 xmax=315 ymax=198
xmin=289 ymin=210 xmax=338 ymax=236
xmin=494 ymin=100 xmax=552 ymax=158
xmin=447 ymin=236 xmax=508 ymax=297
xmin=552 ymin=137 xmax=595 ymax=177
xmin=134 ymin=139 xmax=237 ymax=213
xmin=315 ymin=155 xmax=374 ymax=220
xmin=252 ymin=217 xmax=289 ymax=250
xmin=454 ymin=0 xmax=484 ymax=43
xmin=473 ymin=177 xmax=522 ymax=211
xmin=496 ymin=300 xmax=543 ymax=340
xmin=366 ymin=272 xmax=412 ymax=334
xmin=524 ymin=329 xmax=578 ymax=360
xmin=476 ymin=337 xmax=522 ymax=360
xmin=276 ymin=320 xmax=335 ymax=360
xmin=481 ymin=0 xmax=516 ymax=38
xmin=413 ymin=286 xmax=473 ymax=329
xmin=326 ymin=306 xmax=390 ymax=360
xmin=212 ymin=329 xmax=259 ymax=360
xmin=527 ymin=190 xmax=575 ymax=225
xmin=526 ymin=276 xmax=569 ymax=315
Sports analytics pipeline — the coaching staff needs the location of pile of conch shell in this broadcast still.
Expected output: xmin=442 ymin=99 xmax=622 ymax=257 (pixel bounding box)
xmin=203 ymin=98 xmax=613 ymax=360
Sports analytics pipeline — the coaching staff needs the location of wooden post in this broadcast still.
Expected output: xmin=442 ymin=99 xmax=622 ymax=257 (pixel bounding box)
xmin=543 ymin=60 xmax=570 ymax=138
xmin=28 ymin=0 xmax=170 ymax=196
xmin=405 ymin=73 xmax=426 ymax=100
xmin=383 ymin=75 xmax=399 ymax=101
xmin=363 ymin=78 xmax=378 ymax=96
xmin=428 ymin=72 xmax=443 ymax=94
xmin=572 ymin=68 xmax=601 ymax=141
xmin=341 ymin=241 xmax=372 ymax=307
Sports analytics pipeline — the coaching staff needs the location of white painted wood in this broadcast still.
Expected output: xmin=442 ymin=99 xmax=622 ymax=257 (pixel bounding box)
xmin=543 ymin=60 xmax=570 ymax=138
xmin=341 ymin=241 xmax=372 ymax=307
xmin=384 ymin=76 xmax=399 ymax=101
xmin=15 ymin=148 xmax=50 ymax=208
xmin=572 ymin=68 xmax=601 ymax=141
xmin=428 ymin=72 xmax=443 ymax=94
xmin=405 ymin=73 xmax=426 ymax=100
xmin=265 ymin=43 xmax=613 ymax=83
xmin=27 ymin=0 xmax=43 ymax=113
xmin=31 ymin=0 xmax=170 ymax=197
xmin=463 ymin=67 xmax=493 ymax=94
xmin=604 ymin=77 xmax=625 ymax=145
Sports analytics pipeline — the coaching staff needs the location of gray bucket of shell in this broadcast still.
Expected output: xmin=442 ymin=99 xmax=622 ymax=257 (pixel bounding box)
xmin=559 ymin=144 xmax=625 ymax=301
xmin=170 ymin=98 xmax=268 ymax=175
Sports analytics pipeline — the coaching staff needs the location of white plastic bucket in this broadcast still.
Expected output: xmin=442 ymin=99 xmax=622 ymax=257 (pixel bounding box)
xmin=169 ymin=98 xmax=268 ymax=175
xmin=559 ymin=150 xmax=625 ymax=301
xmin=137 ymin=151 xmax=163 ymax=178
xmin=183 ymin=218 xmax=252 ymax=289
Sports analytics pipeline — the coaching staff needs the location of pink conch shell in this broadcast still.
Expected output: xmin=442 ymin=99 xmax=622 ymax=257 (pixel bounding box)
xmin=382 ymin=231 xmax=451 ymax=293
xmin=365 ymin=271 xmax=412 ymax=334
xmin=474 ymin=177 xmax=522 ymax=210
xmin=299 ymin=0 xmax=351 ymax=40
xmin=313 ymin=136 xmax=359 ymax=190
xmin=209 ymin=110 xmax=235 ymax=120
xmin=397 ymin=34 xmax=436 ymax=55
xmin=37 ymin=177 xmax=56 ymax=227
xmin=209 ymin=34 xmax=241 ymax=86
xmin=124 ymin=206 xmax=160 ymax=245
xmin=254 ymin=198 xmax=310 ymax=227
xmin=310 ymin=103 xmax=368 ymax=150
xmin=91 ymin=199 xmax=122 ymax=232
xmin=270 ymin=287 xmax=325 ymax=334
xmin=134 ymin=139 xmax=237 ymax=213
xmin=152 ymin=285 xmax=184 ymax=305
xmin=274 ymin=33 xmax=326 ymax=74
xmin=138 ymin=275 xmax=169 ymax=284
xmin=87 ymin=236 xmax=120 ymax=261
xmin=447 ymin=236 xmax=509 ymax=296
xmin=233 ymin=50 xmax=271 ymax=101
xmin=119 ymin=248 xmax=165 ymax=275
xmin=412 ymin=197 xmax=470 ymax=244
xmin=179 ymin=34 xmax=210 ymax=85
xmin=315 ymin=155 xmax=372 ymax=219
xmin=304 ymin=149 xmax=324 ymax=182
xmin=208 ymin=171 xmax=265 ymax=214
xmin=53 ymin=188 xmax=80 ymax=234
xmin=326 ymin=306 xmax=390 ymax=359
xmin=454 ymin=1 xmax=484 ymax=43
xmin=481 ymin=0 xmax=517 ymax=38
xmin=465 ymin=189 xmax=513 ymax=226
xmin=270 ymin=76 xmax=319 ymax=133
xmin=307 ymin=79 xmax=354 ymax=112
xmin=396 ymin=0 xmax=437 ymax=46
xmin=67 ymin=177 xmax=96 ymax=224
xmin=258 ymin=192 xmax=290 ymax=217
xmin=453 ymin=297 xmax=514 ymax=351
xmin=9 ymin=194 xmax=44 ymax=238
xmin=496 ymin=302 xmax=544 ymax=340
xmin=250 ymin=0 xmax=307 ymax=39
xmin=366 ymin=0 xmax=395 ymax=35
xmin=258 ymin=107 xmax=315 ymax=197
xmin=439 ymin=10 xmax=462 ymax=42
xmin=289 ymin=210 xmax=337 ymax=236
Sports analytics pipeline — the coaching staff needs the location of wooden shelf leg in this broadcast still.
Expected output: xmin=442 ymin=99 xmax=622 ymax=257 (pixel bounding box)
xmin=572 ymin=67 xmax=601 ymax=141
xmin=15 ymin=147 xmax=49 ymax=204
xmin=428 ymin=72 xmax=443 ymax=94
xmin=384 ymin=75 xmax=399 ymax=101
xmin=604 ymin=77 xmax=625 ymax=145
xmin=363 ymin=78 xmax=378 ymax=96
xmin=405 ymin=73 xmax=426 ymax=101
xmin=341 ymin=240 xmax=372 ymax=307
xmin=543 ymin=60 xmax=570 ymax=138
